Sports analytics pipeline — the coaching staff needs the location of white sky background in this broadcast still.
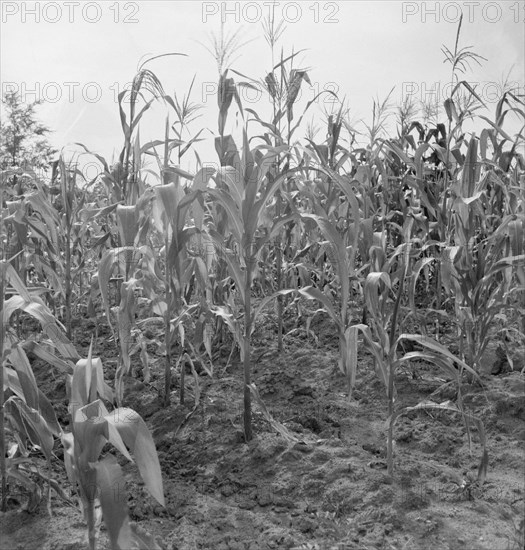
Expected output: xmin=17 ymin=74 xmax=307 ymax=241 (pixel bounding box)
xmin=1 ymin=1 xmax=524 ymax=182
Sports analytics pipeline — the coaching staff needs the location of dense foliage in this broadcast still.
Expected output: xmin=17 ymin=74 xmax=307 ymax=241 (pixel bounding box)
xmin=0 ymin=16 xmax=523 ymax=550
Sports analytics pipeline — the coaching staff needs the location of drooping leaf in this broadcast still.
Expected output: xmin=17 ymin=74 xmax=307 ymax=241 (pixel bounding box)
xmin=397 ymin=334 xmax=480 ymax=380
xmin=5 ymin=397 xmax=54 ymax=460
xmin=2 ymin=295 xmax=78 ymax=360
xmin=7 ymin=345 xmax=38 ymax=410
xmin=394 ymin=351 xmax=459 ymax=382
xmin=296 ymin=286 xmax=341 ymax=330
xmin=1 ymin=261 xmax=32 ymax=300
xmin=105 ymin=407 xmax=165 ymax=507
xmin=22 ymin=342 xmax=73 ymax=375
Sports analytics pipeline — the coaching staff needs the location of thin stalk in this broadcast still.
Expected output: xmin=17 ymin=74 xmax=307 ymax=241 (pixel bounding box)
xmin=267 ymin=22 xmax=285 ymax=353
xmin=0 ymin=255 xmax=6 ymax=511
xmin=387 ymin=395 xmax=395 ymax=477
xmin=435 ymin=262 xmax=442 ymax=310
xmin=164 ymin=233 xmax=172 ymax=407
xmin=243 ymin=258 xmax=253 ymax=442
xmin=78 ymin=454 xmax=98 ymax=550
xmin=441 ymin=116 xmax=453 ymax=239
xmin=0 ymin=179 xmax=7 ymax=511
xmin=163 ymin=119 xmax=173 ymax=407
xmin=64 ymin=199 xmax=72 ymax=339
xmin=179 ymin=354 xmax=185 ymax=405
xmin=275 ymin=191 xmax=283 ymax=352
xmin=387 ymin=286 xmax=403 ymax=477
xmin=386 ymin=242 xmax=410 ymax=477
xmin=82 ymin=489 xmax=96 ymax=550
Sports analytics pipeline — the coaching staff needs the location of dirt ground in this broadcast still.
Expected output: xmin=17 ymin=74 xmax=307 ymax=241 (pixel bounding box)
xmin=1 ymin=305 xmax=524 ymax=550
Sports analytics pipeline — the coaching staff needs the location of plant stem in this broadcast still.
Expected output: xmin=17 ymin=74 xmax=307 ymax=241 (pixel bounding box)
xmin=0 ymin=254 xmax=6 ymax=512
xmin=387 ymin=236 xmax=410 ymax=476
xmin=387 ymin=390 xmax=394 ymax=477
xmin=83 ymin=492 xmax=97 ymax=550
xmin=179 ymin=354 xmax=185 ymax=405
xmin=243 ymin=259 xmax=253 ymax=442
xmin=275 ymin=191 xmax=283 ymax=352
xmin=164 ymin=233 xmax=171 ymax=407
xmin=65 ymin=201 xmax=72 ymax=340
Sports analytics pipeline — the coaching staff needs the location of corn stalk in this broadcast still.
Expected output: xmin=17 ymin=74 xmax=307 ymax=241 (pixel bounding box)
xmin=62 ymin=344 xmax=164 ymax=550
xmin=207 ymin=134 xmax=297 ymax=441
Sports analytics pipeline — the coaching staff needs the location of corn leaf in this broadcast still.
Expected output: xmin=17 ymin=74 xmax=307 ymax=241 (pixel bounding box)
xmin=301 ymin=214 xmax=350 ymax=315
xmin=22 ymin=343 xmax=72 ymax=377
xmin=7 ymin=345 xmax=39 ymax=410
xmin=364 ymin=272 xmax=391 ymax=324
xmin=3 ymin=295 xmax=78 ymax=360
xmin=94 ymin=456 xmax=134 ymax=550
xmin=394 ymin=352 xmax=459 ymax=382
xmin=105 ymin=407 xmax=165 ymax=506
xmin=207 ymin=189 xmax=244 ymax=244
xmin=296 ymin=286 xmax=340 ymax=330
xmin=397 ymin=334 xmax=480 ymax=380
xmin=1 ymin=261 xmax=32 ymax=300
xmin=5 ymin=397 xmax=54 ymax=460
xmin=409 ymin=257 xmax=436 ymax=314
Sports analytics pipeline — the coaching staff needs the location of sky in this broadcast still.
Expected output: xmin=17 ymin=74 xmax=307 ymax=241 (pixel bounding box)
xmin=1 ymin=0 xmax=524 ymax=182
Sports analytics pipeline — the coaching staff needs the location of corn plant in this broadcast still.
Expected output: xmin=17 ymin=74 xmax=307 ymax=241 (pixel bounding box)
xmin=96 ymin=60 xmax=213 ymax=406
xmin=3 ymin=341 xmax=62 ymax=513
xmin=2 ymin=178 xmax=63 ymax=312
xmin=96 ymin=137 xmax=172 ymax=404
xmin=382 ymin=16 xmax=489 ymax=311
xmin=206 ymin=131 xmax=298 ymax=441
xmin=0 ymin=259 xmax=77 ymax=511
xmin=440 ymin=14 xmax=487 ymax=231
xmin=48 ymin=154 xmax=91 ymax=337
xmin=167 ymin=75 xmax=204 ymax=155
xmin=97 ymin=220 xmax=166 ymax=406
xmin=114 ymin=55 xmax=186 ymax=204
xmin=354 ymin=217 xmax=483 ymax=475
xmin=438 ymin=131 xmax=525 ymax=372
xmin=276 ymin=166 xmax=362 ymax=397
xmin=235 ymin=52 xmax=339 ymax=350
xmin=96 ymin=170 xmax=172 ymax=402
xmin=152 ymin=162 xmax=212 ymax=406
xmin=202 ymin=26 xmax=247 ymax=312
xmin=61 ymin=345 xmax=164 ymax=550
xmin=95 ymin=59 xmax=179 ymax=338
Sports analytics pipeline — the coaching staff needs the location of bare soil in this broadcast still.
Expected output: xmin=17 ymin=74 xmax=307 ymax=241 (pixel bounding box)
xmin=1 ymin=307 xmax=524 ymax=550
